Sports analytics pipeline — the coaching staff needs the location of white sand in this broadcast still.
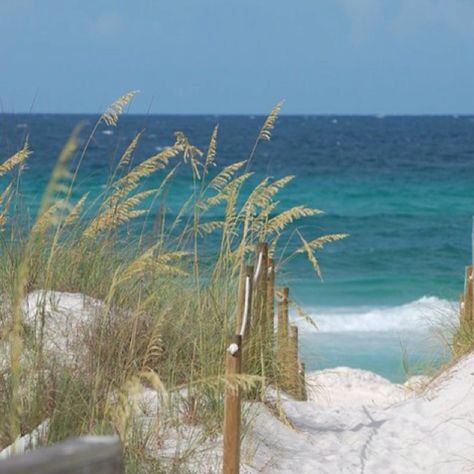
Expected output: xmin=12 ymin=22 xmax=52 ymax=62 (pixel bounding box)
xmin=2 ymin=291 xmax=473 ymax=473
xmin=245 ymin=354 xmax=474 ymax=473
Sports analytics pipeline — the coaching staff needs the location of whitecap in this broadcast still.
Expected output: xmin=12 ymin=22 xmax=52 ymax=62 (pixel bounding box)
xmin=295 ymin=296 xmax=457 ymax=333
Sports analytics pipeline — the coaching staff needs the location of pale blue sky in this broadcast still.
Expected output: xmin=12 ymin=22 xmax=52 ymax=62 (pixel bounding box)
xmin=1 ymin=0 xmax=474 ymax=114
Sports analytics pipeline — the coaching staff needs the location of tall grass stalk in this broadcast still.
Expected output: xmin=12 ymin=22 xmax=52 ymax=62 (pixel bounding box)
xmin=0 ymin=93 xmax=345 ymax=470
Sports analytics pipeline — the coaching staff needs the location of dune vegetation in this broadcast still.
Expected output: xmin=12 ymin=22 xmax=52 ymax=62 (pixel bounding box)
xmin=0 ymin=92 xmax=348 ymax=472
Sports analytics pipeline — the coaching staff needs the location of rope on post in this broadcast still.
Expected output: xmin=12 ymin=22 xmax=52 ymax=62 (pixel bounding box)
xmin=253 ymin=250 xmax=263 ymax=284
xmin=238 ymin=273 xmax=252 ymax=337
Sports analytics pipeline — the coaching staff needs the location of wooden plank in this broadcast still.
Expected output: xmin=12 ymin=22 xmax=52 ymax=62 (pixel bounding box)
xmin=0 ymin=436 xmax=122 ymax=474
xmin=223 ymin=335 xmax=242 ymax=474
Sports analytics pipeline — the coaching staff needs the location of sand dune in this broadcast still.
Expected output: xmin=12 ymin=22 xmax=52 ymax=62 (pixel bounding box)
xmin=244 ymin=354 xmax=474 ymax=473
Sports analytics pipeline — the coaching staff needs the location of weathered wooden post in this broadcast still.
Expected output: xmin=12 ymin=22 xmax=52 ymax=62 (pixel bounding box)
xmin=464 ymin=266 xmax=473 ymax=325
xmin=265 ymin=256 xmax=275 ymax=376
xmin=288 ymin=325 xmax=301 ymax=398
xmin=223 ymin=335 xmax=242 ymax=474
xmin=298 ymin=361 xmax=307 ymax=401
xmin=276 ymin=287 xmax=289 ymax=387
xmin=246 ymin=242 xmax=268 ymax=375
xmin=459 ymin=294 xmax=465 ymax=324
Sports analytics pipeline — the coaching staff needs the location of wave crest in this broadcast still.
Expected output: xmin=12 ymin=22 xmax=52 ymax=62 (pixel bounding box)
xmin=299 ymin=296 xmax=457 ymax=333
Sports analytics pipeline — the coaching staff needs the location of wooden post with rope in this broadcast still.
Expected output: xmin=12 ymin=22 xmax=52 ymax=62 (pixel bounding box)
xmin=223 ymin=244 xmax=309 ymax=473
xmin=252 ymin=242 xmax=268 ymax=376
xmin=464 ymin=266 xmax=473 ymax=326
xmin=223 ymin=266 xmax=253 ymax=474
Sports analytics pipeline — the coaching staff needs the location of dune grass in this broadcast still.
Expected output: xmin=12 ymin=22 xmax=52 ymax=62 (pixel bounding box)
xmin=0 ymin=93 xmax=346 ymax=471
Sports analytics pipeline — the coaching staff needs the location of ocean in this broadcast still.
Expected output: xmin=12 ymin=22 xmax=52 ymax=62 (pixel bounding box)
xmin=2 ymin=113 xmax=474 ymax=381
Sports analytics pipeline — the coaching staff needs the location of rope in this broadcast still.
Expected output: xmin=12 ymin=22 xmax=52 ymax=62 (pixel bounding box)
xmin=239 ymin=274 xmax=251 ymax=336
xmin=253 ymin=250 xmax=263 ymax=284
xmin=225 ymin=273 xmax=252 ymax=355
xmin=226 ymin=251 xmax=263 ymax=354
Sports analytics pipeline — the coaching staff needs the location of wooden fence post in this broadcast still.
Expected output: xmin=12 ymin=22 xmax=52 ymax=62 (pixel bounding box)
xmin=223 ymin=335 xmax=242 ymax=474
xmin=464 ymin=266 xmax=473 ymax=325
xmin=276 ymin=287 xmax=289 ymax=387
xmin=252 ymin=242 xmax=268 ymax=376
xmin=459 ymin=294 xmax=465 ymax=325
xmin=298 ymin=361 xmax=307 ymax=401
xmin=266 ymin=258 xmax=275 ymax=378
xmin=288 ymin=325 xmax=301 ymax=398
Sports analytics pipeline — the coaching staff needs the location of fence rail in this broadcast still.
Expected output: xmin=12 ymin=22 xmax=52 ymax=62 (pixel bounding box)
xmin=0 ymin=436 xmax=122 ymax=474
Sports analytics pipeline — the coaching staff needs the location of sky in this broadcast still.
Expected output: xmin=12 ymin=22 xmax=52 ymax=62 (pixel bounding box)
xmin=1 ymin=0 xmax=474 ymax=115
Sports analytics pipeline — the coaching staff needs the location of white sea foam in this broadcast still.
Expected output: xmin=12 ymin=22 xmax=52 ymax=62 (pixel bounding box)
xmin=296 ymin=296 xmax=457 ymax=333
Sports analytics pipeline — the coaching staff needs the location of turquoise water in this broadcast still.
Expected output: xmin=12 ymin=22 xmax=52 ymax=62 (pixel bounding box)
xmin=1 ymin=114 xmax=473 ymax=381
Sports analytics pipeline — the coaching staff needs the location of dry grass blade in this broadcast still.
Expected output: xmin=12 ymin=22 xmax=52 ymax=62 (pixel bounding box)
xmin=290 ymin=299 xmax=317 ymax=329
xmin=266 ymin=206 xmax=323 ymax=234
xmin=298 ymin=230 xmax=322 ymax=279
xmin=204 ymin=172 xmax=254 ymax=208
xmin=0 ymin=141 xmax=31 ymax=176
xmin=258 ymin=100 xmax=283 ymax=141
xmin=207 ymin=160 xmax=247 ymax=192
xmin=197 ymin=220 xmax=224 ymax=236
xmin=0 ymin=183 xmax=13 ymax=230
xmin=120 ymin=248 xmax=189 ymax=282
xmin=118 ymin=132 xmax=142 ymax=168
xmin=296 ymin=233 xmax=349 ymax=252
xmin=83 ymin=188 xmax=157 ymax=238
xmin=101 ymin=90 xmax=139 ymax=126
xmin=64 ymin=193 xmax=89 ymax=225
xmin=204 ymin=125 xmax=218 ymax=173
xmin=113 ymin=144 xmax=182 ymax=197
xmin=250 ymin=176 xmax=294 ymax=209
xmin=175 ymin=131 xmax=203 ymax=178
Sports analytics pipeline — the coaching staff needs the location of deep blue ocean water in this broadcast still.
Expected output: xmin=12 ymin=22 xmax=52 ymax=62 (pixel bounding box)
xmin=2 ymin=114 xmax=474 ymax=381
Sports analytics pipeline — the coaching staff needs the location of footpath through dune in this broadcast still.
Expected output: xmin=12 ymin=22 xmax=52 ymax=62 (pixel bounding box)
xmin=243 ymin=353 xmax=474 ymax=474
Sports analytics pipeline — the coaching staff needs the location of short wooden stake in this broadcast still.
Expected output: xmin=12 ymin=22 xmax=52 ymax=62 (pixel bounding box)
xmin=288 ymin=325 xmax=300 ymax=398
xmin=223 ymin=335 xmax=242 ymax=474
xmin=299 ymin=361 xmax=307 ymax=401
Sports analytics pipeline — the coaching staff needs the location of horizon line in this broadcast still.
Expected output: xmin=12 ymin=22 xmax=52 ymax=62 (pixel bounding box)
xmin=1 ymin=111 xmax=473 ymax=118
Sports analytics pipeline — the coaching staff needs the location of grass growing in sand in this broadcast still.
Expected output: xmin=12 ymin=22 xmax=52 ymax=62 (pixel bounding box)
xmin=0 ymin=93 xmax=346 ymax=472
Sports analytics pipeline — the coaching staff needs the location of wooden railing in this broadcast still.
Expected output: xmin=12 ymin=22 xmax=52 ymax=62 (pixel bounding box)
xmin=0 ymin=436 xmax=122 ymax=474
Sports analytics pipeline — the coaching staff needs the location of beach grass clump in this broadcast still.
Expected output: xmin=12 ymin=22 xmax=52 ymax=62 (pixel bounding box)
xmin=0 ymin=92 xmax=346 ymax=471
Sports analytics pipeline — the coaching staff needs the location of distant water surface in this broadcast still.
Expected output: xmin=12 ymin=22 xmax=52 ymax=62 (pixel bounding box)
xmin=2 ymin=114 xmax=473 ymax=381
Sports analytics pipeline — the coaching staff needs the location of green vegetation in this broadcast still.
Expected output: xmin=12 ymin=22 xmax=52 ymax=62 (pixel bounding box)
xmin=0 ymin=93 xmax=345 ymax=471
